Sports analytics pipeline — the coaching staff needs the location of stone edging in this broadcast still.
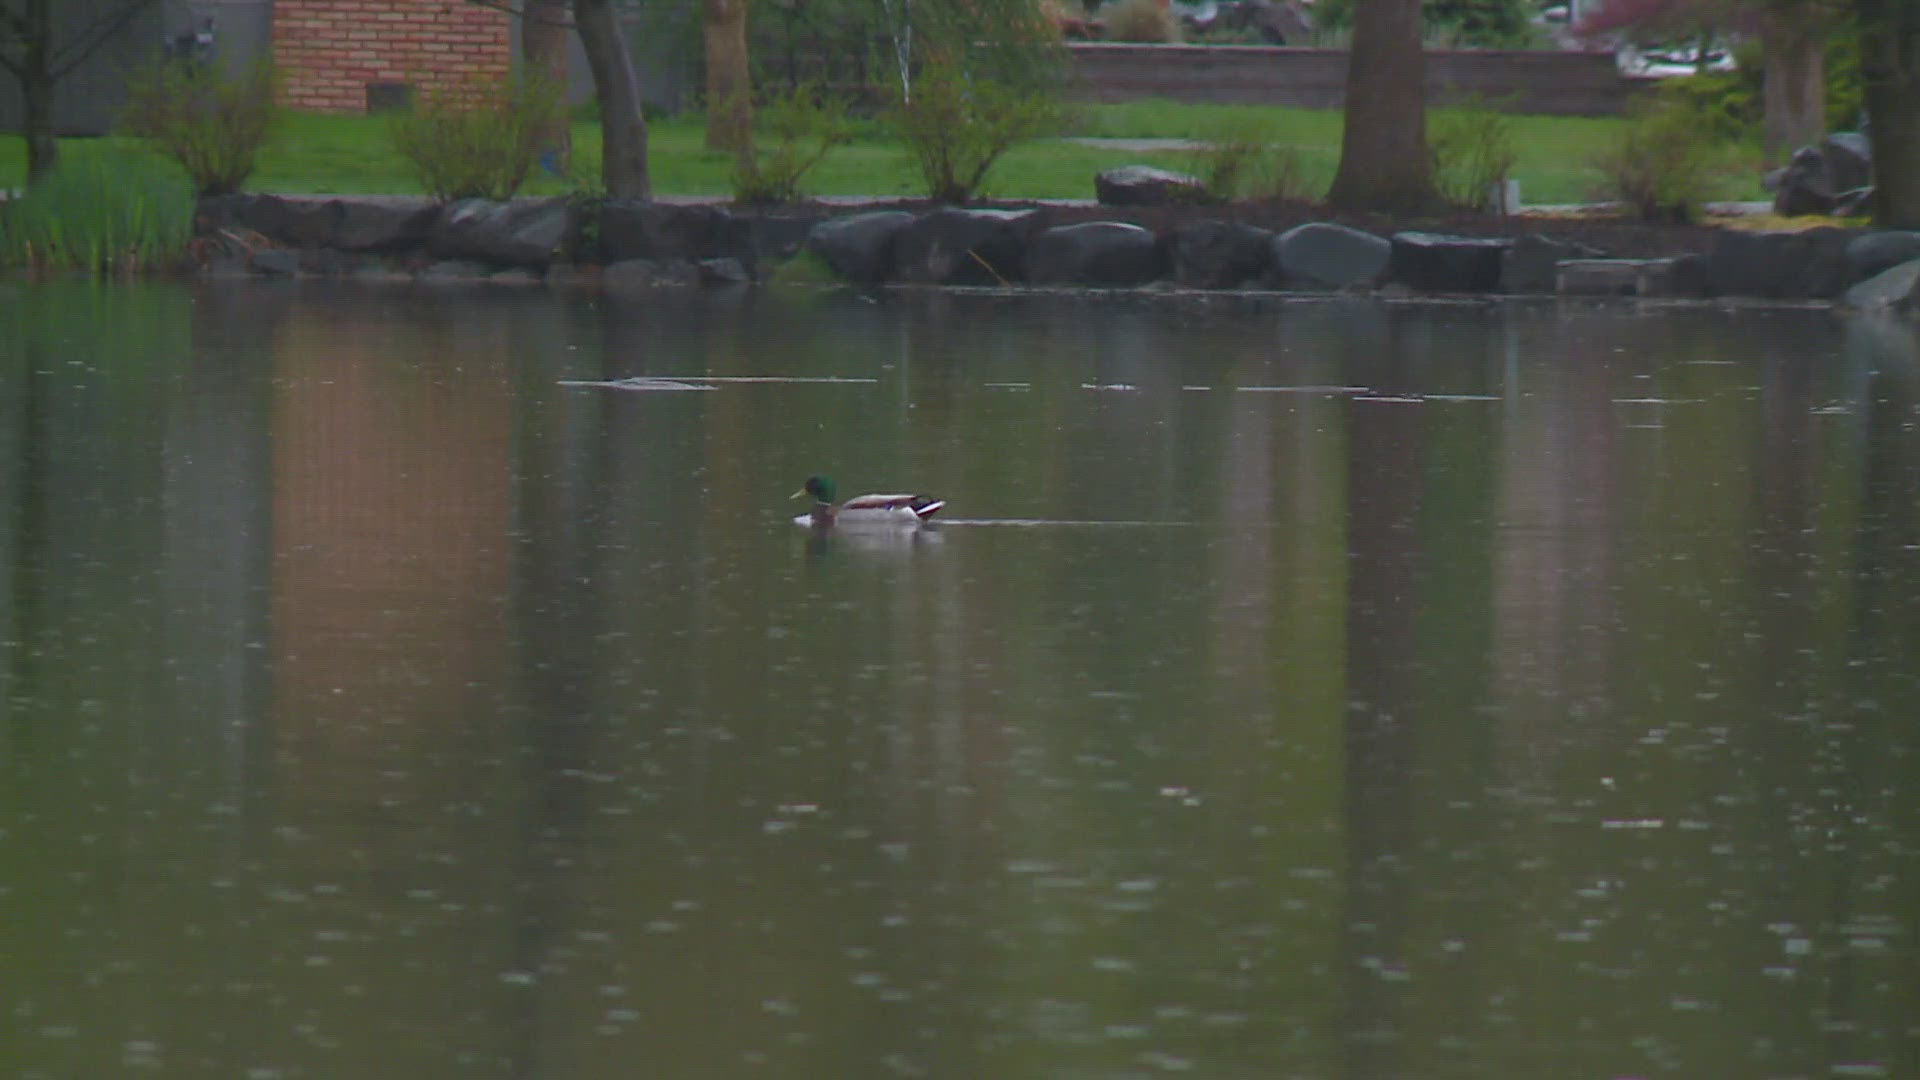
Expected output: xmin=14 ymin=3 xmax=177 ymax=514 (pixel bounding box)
xmin=193 ymin=194 xmax=1920 ymax=315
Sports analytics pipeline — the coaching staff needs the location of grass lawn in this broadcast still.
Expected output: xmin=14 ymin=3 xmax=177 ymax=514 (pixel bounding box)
xmin=0 ymin=100 xmax=1765 ymax=206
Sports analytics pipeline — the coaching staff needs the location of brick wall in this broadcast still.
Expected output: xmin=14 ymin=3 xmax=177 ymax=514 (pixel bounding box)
xmin=273 ymin=0 xmax=512 ymax=113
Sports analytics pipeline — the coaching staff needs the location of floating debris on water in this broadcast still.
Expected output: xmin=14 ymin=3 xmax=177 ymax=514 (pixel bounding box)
xmin=1235 ymin=384 xmax=1370 ymax=394
xmin=560 ymin=374 xmax=878 ymax=391
xmin=558 ymin=377 xmax=714 ymax=391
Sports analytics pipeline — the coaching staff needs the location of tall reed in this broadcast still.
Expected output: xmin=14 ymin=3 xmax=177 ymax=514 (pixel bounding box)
xmin=0 ymin=150 xmax=195 ymax=275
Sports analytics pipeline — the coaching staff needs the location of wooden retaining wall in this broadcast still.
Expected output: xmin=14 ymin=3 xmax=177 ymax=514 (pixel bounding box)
xmin=1066 ymin=43 xmax=1651 ymax=117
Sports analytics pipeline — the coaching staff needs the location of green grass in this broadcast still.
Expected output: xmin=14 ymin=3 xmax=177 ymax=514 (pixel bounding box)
xmin=0 ymin=148 xmax=193 ymax=272
xmin=1 ymin=100 xmax=1766 ymax=206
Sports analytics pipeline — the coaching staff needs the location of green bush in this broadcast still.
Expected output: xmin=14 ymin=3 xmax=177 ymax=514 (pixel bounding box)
xmin=731 ymin=84 xmax=854 ymax=205
xmin=1652 ymin=25 xmax=1865 ymax=147
xmin=1588 ymin=98 xmax=1743 ymax=223
xmin=1650 ymin=69 xmax=1759 ymax=144
xmin=888 ymin=56 xmax=1059 ymax=203
xmin=0 ymin=150 xmax=194 ymax=274
xmin=118 ymin=57 xmax=278 ymax=196
xmin=1183 ymin=121 xmax=1309 ymax=203
xmin=388 ymin=72 xmax=565 ymax=201
xmin=1312 ymin=0 xmax=1541 ymax=48
xmin=1430 ymin=104 xmax=1518 ymax=211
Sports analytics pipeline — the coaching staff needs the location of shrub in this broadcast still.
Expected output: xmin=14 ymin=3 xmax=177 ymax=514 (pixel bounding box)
xmin=1183 ymin=122 xmax=1309 ymax=203
xmin=1588 ymin=98 xmax=1741 ymax=223
xmin=1651 ymin=67 xmax=1760 ymax=145
xmin=388 ymin=72 xmax=565 ymax=201
xmin=1643 ymin=27 xmax=1864 ymax=148
xmin=118 ymin=57 xmax=278 ymax=197
xmin=731 ymin=84 xmax=854 ymax=205
xmin=888 ymin=56 xmax=1059 ymax=204
xmin=1429 ymin=104 xmax=1518 ymax=211
xmin=1312 ymin=0 xmax=1540 ymax=47
xmin=1103 ymin=0 xmax=1181 ymax=42
xmin=0 ymin=150 xmax=194 ymax=274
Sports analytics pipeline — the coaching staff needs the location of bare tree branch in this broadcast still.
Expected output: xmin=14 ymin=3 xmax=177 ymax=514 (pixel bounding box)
xmin=48 ymin=0 xmax=163 ymax=81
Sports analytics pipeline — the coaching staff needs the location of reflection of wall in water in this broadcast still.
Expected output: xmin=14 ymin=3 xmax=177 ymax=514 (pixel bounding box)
xmin=269 ymin=309 xmax=516 ymax=807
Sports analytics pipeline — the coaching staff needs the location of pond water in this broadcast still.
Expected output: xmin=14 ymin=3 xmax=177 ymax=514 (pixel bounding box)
xmin=2 ymin=281 xmax=1918 ymax=1078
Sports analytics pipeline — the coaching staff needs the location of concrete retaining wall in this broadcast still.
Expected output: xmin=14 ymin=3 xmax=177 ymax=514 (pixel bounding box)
xmin=1065 ymin=43 xmax=1652 ymax=116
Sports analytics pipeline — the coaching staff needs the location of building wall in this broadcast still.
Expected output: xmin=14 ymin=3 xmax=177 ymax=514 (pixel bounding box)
xmin=0 ymin=0 xmax=172 ymax=137
xmin=271 ymin=0 xmax=512 ymax=113
xmin=186 ymin=0 xmax=277 ymax=80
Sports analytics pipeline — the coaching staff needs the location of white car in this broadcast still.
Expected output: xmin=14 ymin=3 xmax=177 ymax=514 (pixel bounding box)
xmin=1616 ymin=42 xmax=1738 ymax=78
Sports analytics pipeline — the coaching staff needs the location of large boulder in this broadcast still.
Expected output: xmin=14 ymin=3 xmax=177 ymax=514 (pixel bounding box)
xmin=333 ymin=198 xmax=439 ymax=252
xmin=1702 ymin=227 xmax=1856 ymax=299
xmin=246 ymin=248 xmax=302 ymax=277
xmin=1026 ymin=222 xmax=1163 ymax=286
xmin=417 ymin=259 xmax=492 ymax=281
xmin=1821 ymin=132 xmax=1873 ymax=193
xmin=1767 ymin=134 xmax=1872 ymax=218
xmin=891 ymin=207 xmax=1037 ymax=285
xmin=1768 ymin=145 xmax=1838 ymax=217
xmin=1168 ymin=220 xmax=1273 ymax=288
xmin=1095 ymin=165 xmax=1208 ymax=207
xmin=430 ymin=197 xmax=572 ymax=267
xmin=603 ymin=258 xmax=701 ymax=289
xmin=1846 ymin=230 xmax=1920 ymax=282
xmin=198 ymin=193 xmax=343 ymax=248
xmin=1388 ymin=231 xmax=1511 ymax=293
xmin=597 ymin=201 xmax=752 ymax=268
xmin=805 ymin=210 xmax=916 ymax=285
xmin=741 ymin=211 xmax=833 ymax=268
xmin=1843 ymin=258 xmax=1920 ymax=315
xmin=1499 ymin=234 xmax=1600 ymax=294
xmin=1832 ymin=186 xmax=1876 ymax=218
xmin=1555 ymin=257 xmax=1703 ymax=297
xmin=1272 ymin=222 xmax=1391 ymax=289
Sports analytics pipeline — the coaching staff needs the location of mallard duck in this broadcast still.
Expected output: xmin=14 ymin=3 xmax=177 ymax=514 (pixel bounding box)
xmin=792 ymin=474 xmax=945 ymax=529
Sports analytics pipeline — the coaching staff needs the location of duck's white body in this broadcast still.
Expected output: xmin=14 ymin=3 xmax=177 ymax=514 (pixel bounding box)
xmin=798 ymin=492 xmax=946 ymax=529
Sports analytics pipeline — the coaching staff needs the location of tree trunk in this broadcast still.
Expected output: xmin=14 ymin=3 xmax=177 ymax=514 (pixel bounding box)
xmin=572 ymin=0 xmax=651 ymax=199
xmin=1760 ymin=4 xmax=1827 ymax=164
xmin=703 ymin=0 xmax=753 ymax=156
xmin=522 ymin=0 xmax=573 ymax=172
xmin=1856 ymin=0 xmax=1920 ymax=227
xmin=1326 ymin=0 xmax=1435 ymax=212
xmin=17 ymin=0 xmax=59 ymax=183
xmin=20 ymin=67 xmax=58 ymax=185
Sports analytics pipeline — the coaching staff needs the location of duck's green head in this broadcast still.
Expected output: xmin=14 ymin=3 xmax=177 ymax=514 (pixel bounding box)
xmin=794 ymin=474 xmax=836 ymax=504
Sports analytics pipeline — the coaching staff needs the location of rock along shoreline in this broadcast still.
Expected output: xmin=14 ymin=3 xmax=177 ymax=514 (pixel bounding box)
xmin=192 ymin=192 xmax=1920 ymax=316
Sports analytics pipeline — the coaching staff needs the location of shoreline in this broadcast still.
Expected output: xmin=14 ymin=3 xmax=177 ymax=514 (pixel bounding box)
xmin=105 ymin=192 xmax=1920 ymax=314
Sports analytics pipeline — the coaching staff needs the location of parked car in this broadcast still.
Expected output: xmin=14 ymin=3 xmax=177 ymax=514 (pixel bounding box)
xmin=1615 ymin=41 xmax=1737 ymax=78
xmin=1170 ymin=0 xmax=1312 ymax=44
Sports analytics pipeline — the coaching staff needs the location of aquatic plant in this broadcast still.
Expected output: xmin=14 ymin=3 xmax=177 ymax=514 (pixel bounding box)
xmin=0 ymin=150 xmax=195 ymax=275
xmin=1430 ymin=101 xmax=1519 ymax=212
